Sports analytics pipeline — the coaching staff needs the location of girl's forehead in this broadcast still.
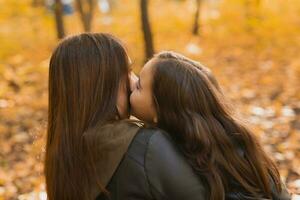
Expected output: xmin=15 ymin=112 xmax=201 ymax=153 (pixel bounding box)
xmin=141 ymin=60 xmax=155 ymax=76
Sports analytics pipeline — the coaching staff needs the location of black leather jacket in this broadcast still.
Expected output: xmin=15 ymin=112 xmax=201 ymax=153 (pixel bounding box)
xmin=96 ymin=128 xmax=291 ymax=200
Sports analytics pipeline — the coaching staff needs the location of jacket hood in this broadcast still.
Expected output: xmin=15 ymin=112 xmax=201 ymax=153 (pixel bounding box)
xmin=85 ymin=120 xmax=141 ymax=199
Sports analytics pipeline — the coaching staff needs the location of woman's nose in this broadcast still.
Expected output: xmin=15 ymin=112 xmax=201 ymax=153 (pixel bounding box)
xmin=129 ymin=72 xmax=138 ymax=92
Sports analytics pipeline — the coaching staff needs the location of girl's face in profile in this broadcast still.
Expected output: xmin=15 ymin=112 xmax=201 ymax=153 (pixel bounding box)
xmin=130 ymin=59 xmax=157 ymax=123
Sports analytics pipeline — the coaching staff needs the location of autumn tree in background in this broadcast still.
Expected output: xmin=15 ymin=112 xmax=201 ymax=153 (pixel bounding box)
xmin=192 ymin=0 xmax=202 ymax=35
xmin=54 ymin=0 xmax=65 ymax=39
xmin=2 ymin=1 xmax=300 ymax=199
xmin=140 ymin=0 xmax=154 ymax=61
xmin=76 ymin=0 xmax=96 ymax=32
xmin=31 ymin=0 xmax=44 ymax=7
xmin=244 ymin=0 xmax=261 ymax=31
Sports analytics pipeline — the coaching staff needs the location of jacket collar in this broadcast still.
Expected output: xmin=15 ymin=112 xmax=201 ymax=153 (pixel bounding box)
xmin=85 ymin=120 xmax=141 ymax=199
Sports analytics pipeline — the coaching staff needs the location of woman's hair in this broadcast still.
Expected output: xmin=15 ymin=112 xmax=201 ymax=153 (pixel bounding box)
xmin=45 ymin=33 xmax=130 ymax=200
xmin=151 ymin=51 xmax=282 ymax=199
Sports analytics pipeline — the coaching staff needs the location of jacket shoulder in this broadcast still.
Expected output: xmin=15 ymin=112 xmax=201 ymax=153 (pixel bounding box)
xmin=127 ymin=127 xmax=207 ymax=200
xmin=125 ymin=127 xmax=160 ymax=167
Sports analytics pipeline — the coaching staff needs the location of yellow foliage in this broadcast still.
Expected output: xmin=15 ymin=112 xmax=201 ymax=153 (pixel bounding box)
xmin=0 ymin=0 xmax=299 ymax=199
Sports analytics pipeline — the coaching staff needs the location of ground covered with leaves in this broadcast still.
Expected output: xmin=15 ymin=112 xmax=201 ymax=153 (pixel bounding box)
xmin=0 ymin=0 xmax=299 ymax=199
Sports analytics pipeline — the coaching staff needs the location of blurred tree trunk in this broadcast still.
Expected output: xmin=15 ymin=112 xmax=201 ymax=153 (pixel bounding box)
xmin=140 ymin=0 xmax=154 ymax=61
xmin=244 ymin=0 xmax=261 ymax=31
xmin=192 ymin=0 xmax=202 ymax=35
xmin=32 ymin=0 xmax=44 ymax=7
xmin=54 ymin=0 xmax=66 ymax=39
xmin=76 ymin=0 xmax=95 ymax=32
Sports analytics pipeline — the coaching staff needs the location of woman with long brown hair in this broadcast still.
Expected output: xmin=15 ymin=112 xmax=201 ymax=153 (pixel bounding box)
xmin=45 ymin=32 xmax=139 ymax=199
xmin=130 ymin=51 xmax=291 ymax=200
xmin=46 ymin=33 xmax=210 ymax=200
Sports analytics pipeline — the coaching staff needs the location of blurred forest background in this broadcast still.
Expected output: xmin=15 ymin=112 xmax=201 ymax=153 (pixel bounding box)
xmin=0 ymin=0 xmax=300 ymax=199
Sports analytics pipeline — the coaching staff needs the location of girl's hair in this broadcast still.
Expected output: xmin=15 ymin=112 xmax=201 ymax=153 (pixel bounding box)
xmin=151 ymin=51 xmax=282 ymax=199
xmin=45 ymin=33 xmax=130 ymax=200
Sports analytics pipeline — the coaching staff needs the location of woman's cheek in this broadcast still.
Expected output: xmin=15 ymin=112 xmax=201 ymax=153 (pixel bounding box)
xmin=130 ymin=91 xmax=147 ymax=119
xmin=129 ymin=92 xmax=138 ymax=112
xmin=129 ymin=91 xmax=135 ymax=106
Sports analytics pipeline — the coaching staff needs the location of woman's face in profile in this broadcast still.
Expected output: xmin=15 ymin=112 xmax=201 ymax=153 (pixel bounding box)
xmin=130 ymin=60 xmax=157 ymax=123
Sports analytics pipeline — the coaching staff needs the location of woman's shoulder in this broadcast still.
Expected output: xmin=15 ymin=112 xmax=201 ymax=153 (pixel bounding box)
xmin=129 ymin=126 xmax=174 ymax=147
xmin=125 ymin=127 xmax=167 ymax=167
xmin=126 ymin=127 xmax=176 ymax=165
xmin=127 ymin=126 xmax=192 ymax=170
xmin=126 ymin=127 xmax=207 ymax=200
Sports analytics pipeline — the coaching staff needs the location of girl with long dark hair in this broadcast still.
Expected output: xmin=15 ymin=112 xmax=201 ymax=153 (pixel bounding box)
xmin=130 ymin=51 xmax=291 ymax=200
